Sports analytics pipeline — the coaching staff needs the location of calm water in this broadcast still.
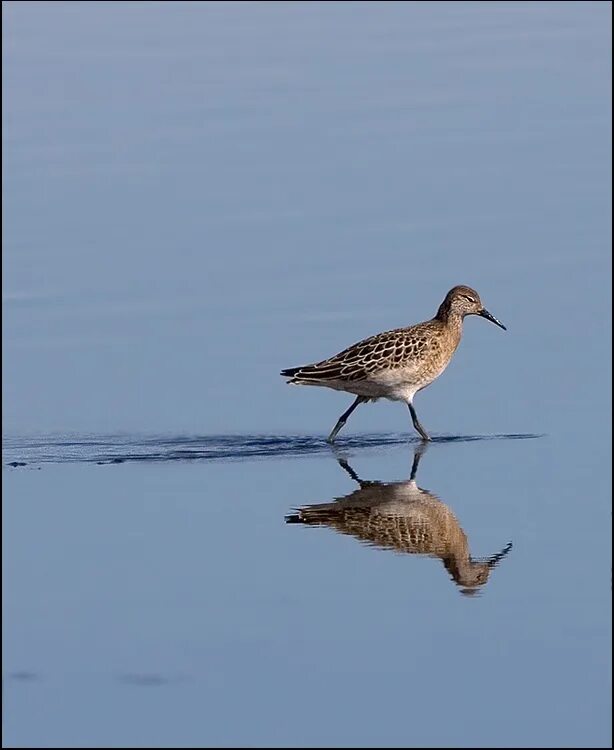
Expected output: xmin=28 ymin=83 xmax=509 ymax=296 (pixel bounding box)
xmin=3 ymin=2 xmax=611 ymax=747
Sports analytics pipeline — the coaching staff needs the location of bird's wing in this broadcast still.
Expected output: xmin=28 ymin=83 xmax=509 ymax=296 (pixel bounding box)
xmin=282 ymin=328 xmax=429 ymax=383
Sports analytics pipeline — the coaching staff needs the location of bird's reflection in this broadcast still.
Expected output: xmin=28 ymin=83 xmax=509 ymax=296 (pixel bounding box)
xmin=286 ymin=446 xmax=512 ymax=595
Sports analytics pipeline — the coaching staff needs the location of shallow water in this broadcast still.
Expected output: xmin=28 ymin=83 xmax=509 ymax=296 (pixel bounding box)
xmin=3 ymin=432 xmax=611 ymax=747
xmin=2 ymin=2 xmax=611 ymax=748
xmin=3 ymin=431 xmax=540 ymax=464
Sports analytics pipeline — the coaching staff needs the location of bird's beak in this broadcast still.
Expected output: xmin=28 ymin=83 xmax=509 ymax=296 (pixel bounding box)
xmin=479 ymin=308 xmax=507 ymax=330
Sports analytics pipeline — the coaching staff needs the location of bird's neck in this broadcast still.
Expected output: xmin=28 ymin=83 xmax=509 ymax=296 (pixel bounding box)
xmin=434 ymin=306 xmax=464 ymax=340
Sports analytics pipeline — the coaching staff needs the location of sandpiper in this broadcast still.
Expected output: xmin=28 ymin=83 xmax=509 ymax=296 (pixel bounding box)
xmin=281 ymin=285 xmax=506 ymax=442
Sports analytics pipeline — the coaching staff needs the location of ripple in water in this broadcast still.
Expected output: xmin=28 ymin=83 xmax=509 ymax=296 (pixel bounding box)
xmin=3 ymin=432 xmax=543 ymax=466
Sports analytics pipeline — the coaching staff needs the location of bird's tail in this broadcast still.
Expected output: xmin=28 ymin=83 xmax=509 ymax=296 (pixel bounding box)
xmin=280 ymin=362 xmax=344 ymax=384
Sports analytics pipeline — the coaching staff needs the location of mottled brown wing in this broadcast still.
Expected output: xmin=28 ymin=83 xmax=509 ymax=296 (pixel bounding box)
xmin=282 ymin=328 xmax=430 ymax=383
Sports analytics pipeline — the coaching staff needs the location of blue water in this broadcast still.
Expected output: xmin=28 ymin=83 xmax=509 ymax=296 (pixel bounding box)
xmin=3 ymin=2 xmax=611 ymax=747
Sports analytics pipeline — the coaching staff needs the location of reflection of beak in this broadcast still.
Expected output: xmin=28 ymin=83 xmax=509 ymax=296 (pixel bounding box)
xmin=487 ymin=541 xmax=513 ymax=568
xmin=479 ymin=308 xmax=507 ymax=330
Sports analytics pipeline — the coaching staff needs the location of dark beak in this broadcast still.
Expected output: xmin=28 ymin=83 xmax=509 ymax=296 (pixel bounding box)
xmin=487 ymin=542 xmax=513 ymax=569
xmin=479 ymin=308 xmax=507 ymax=330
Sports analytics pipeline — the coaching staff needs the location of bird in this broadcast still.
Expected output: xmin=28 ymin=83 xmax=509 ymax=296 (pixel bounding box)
xmin=286 ymin=445 xmax=512 ymax=595
xmin=281 ymin=285 xmax=506 ymax=442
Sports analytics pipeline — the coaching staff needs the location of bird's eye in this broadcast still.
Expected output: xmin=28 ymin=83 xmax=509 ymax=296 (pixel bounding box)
xmin=463 ymin=295 xmax=476 ymax=303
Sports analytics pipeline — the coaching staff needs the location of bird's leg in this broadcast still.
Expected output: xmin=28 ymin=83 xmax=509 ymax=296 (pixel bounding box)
xmin=327 ymin=396 xmax=367 ymax=443
xmin=408 ymin=403 xmax=431 ymax=442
